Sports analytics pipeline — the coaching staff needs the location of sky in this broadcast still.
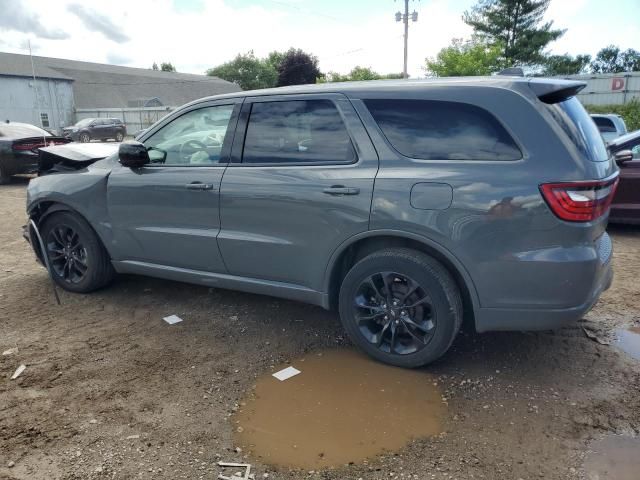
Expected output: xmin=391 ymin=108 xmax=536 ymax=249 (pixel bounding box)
xmin=0 ymin=0 xmax=638 ymax=78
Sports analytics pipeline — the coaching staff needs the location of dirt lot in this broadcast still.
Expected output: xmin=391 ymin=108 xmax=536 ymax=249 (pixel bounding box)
xmin=1 ymin=178 xmax=639 ymax=480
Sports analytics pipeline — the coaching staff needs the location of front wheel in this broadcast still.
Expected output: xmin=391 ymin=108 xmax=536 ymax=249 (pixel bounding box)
xmin=40 ymin=212 xmax=114 ymax=293
xmin=338 ymin=248 xmax=462 ymax=368
xmin=115 ymin=131 xmax=124 ymax=142
xmin=79 ymin=132 xmax=90 ymax=143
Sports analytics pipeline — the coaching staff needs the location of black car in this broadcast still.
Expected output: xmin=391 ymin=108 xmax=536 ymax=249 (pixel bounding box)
xmin=0 ymin=122 xmax=70 ymax=184
xmin=62 ymin=118 xmax=126 ymax=143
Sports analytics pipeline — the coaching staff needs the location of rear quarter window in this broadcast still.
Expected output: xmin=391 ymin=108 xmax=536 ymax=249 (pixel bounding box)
xmin=364 ymin=99 xmax=522 ymax=161
xmin=545 ymin=98 xmax=608 ymax=162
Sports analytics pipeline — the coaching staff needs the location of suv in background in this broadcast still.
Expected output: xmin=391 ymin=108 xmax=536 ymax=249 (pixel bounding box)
xmin=25 ymin=77 xmax=617 ymax=367
xmin=591 ymin=114 xmax=627 ymax=142
xmin=63 ymin=118 xmax=126 ymax=143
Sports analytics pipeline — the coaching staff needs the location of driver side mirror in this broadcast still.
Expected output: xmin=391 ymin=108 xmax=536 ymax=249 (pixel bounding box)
xmin=614 ymin=149 xmax=633 ymax=165
xmin=119 ymin=141 xmax=150 ymax=168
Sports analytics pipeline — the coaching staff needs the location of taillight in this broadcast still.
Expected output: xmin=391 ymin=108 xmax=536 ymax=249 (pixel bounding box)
xmin=540 ymin=174 xmax=619 ymax=222
xmin=13 ymin=140 xmax=68 ymax=151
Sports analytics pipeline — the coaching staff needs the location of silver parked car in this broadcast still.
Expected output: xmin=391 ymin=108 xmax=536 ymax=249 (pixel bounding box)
xmin=24 ymin=78 xmax=618 ymax=367
xmin=591 ymin=113 xmax=627 ymax=142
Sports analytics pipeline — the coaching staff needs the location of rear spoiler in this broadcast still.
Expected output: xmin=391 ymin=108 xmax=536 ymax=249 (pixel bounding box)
xmin=528 ymin=78 xmax=586 ymax=104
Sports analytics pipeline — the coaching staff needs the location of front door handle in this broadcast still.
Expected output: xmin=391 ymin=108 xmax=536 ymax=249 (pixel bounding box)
xmin=186 ymin=182 xmax=214 ymax=191
xmin=323 ymin=185 xmax=360 ymax=196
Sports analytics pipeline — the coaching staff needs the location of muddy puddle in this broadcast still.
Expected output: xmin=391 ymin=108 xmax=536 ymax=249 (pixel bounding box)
xmin=615 ymin=326 xmax=640 ymax=360
xmin=583 ymin=435 xmax=640 ymax=480
xmin=234 ymin=349 xmax=445 ymax=469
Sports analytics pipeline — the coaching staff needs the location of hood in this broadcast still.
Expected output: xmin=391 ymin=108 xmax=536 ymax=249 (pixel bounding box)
xmin=38 ymin=142 xmax=119 ymax=175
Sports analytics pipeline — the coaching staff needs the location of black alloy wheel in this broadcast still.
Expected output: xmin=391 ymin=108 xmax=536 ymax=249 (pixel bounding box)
xmin=353 ymin=271 xmax=436 ymax=355
xmin=46 ymin=223 xmax=89 ymax=284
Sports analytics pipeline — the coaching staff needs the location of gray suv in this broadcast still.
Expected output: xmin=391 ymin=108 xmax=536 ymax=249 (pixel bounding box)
xmin=24 ymin=77 xmax=618 ymax=367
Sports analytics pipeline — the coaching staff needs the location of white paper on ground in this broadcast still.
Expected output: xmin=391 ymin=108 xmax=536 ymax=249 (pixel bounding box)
xmin=11 ymin=364 xmax=26 ymax=380
xmin=2 ymin=347 xmax=18 ymax=356
xmin=163 ymin=314 xmax=183 ymax=325
xmin=272 ymin=366 xmax=301 ymax=381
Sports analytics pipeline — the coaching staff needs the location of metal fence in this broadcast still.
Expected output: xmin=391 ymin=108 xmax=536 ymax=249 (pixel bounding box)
xmin=75 ymin=106 xmax=176 ymax=135
xmin=557 ymin=72 xmax=640 ymax=106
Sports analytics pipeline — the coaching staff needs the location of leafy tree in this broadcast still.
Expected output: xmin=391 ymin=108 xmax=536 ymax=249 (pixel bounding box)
xmin=206 ymin=51 xmax=278 ymax=90
xmin=160 ymin=62 xmax=176 ymax=72
xmin=543 ymin=53 xmax=591 ymax=76
xmin=276 ymin=48 xmax=322 ymax=87
xmin=151 ymin=62 xmax=159 ymax=71
xmin=425 ymin=38 xmax=503 ymax=77
xmin=320 ymin=66 xmax=403 ymax=83
xmin=266 ymin=51 xmax=286 ymax=71
xmin=591 ymin=45 xmax=640 ymax=73
xmin=463 ymin=0 xmax=564 ymax=66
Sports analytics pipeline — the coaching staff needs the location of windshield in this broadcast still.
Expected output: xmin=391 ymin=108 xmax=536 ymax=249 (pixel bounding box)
xmin=545 ymin=97 xmax=609 ymax=162
xmin=74 ymin=118 xmax=94 ymax=127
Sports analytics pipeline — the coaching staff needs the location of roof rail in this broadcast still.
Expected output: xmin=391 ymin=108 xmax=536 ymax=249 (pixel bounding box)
xmin=498 ymin=67 xmax=524 ymax=77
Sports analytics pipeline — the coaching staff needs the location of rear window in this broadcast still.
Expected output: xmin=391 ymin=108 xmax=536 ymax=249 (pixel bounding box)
xmin=592 ymin=116 xmax=616 ymax=133
xmin=364 ymin=99 xmax=522 ymax=161
xmin=0 ymin=124 xmax=50 ymax=138
xmin=545 ymin=98 xmax=608 ymax=162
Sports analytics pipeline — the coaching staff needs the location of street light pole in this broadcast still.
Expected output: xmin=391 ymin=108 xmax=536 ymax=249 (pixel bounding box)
xmin=395 ymin=0 xmax=418 ymax=79
xmin=403 ymin=0 xmax=409 ymax=79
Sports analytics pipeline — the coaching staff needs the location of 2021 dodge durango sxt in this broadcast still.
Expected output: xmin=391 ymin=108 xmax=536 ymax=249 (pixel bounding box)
xmin=24 ymin=77 xmax=618 ymax=367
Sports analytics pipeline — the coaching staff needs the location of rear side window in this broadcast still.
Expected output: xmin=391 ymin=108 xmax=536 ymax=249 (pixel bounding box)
xmin=545 ymin=98 xmax=608 ymax=162
xmin=592 ymin=117 xmax=616 ymax=132
xmin=364 ymin=99 xmax=522 ymax=161
xmin=242 ymin=100 xmax=355 ymax=164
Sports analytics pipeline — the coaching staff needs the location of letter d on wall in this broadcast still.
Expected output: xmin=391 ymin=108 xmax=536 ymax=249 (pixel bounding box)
xmin=612 ymin=77 xmax=625 ymax=91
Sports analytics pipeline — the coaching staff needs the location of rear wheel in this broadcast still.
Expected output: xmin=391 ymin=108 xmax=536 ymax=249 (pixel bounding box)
xmin=0 ymin=163 xmax=11 ymax=185
xmin=41 ymin=212 xmax=114 ymax=293
xmin=79 ymin=132 xmax=90 ymax=143
xmin=338 ymin=248 xmax=462 ymax=368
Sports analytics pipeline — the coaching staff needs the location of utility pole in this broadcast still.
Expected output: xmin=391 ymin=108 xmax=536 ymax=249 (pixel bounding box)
xmin=395 ymin=0 xmax=419 ymax=79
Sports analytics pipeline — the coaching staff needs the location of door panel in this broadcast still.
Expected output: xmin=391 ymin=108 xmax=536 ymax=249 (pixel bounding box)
xmin=218 ymin=94 xmax=378 ymax=291
xmin=106 ymin=100 xmax=242 ymax=272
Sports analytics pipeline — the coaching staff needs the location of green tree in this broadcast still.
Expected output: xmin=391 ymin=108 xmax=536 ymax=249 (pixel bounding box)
xmin=276 ymin=48 xmax=322 ymax=87
xmin=320 ymin=66 xmax=403 ymax=83
xmin=463 ymin=0 xmax=564 ymax=66
xmin=151 ymin=62 xmax=159 ymax=71
xmin=543 ymin=53 xmax=591 ymax=76
xmin=425 ymin=38 xmax=503 ymax=77
xmin=591 ymin=45 xmax=640 ymax=73
xmin=206 ymin=51 xmax=278 ymax=90
xmin=160 ymin=62 xmax=176 ymax=72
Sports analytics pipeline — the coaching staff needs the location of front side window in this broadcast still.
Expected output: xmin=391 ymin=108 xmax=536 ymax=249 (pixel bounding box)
xmin=144 ymin=105 xmax=234 ymax=165
xmin=364 ymin=99 xmax=522 ymax=161
xmin=242 ymin=100 xmax=355 ymax=164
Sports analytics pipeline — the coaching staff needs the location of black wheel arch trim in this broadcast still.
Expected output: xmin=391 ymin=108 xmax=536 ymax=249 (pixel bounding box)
xmin=323 ymin=229 xmax=480 ymax=324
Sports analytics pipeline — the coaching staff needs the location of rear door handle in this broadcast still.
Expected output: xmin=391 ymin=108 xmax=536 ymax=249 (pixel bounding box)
xmin=323 ymin=185 xmax=360 ymax=196
xmin=186 ymin=182 xmax=214 ymax=191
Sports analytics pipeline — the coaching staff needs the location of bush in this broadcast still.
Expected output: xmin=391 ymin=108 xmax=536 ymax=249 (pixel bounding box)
xmin=585 ymin=100 xmax=640 ymax=132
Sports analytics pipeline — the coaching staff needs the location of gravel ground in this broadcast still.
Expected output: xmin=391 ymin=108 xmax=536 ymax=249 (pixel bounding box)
xmin=1 ymin=177 xmax=639 ymax=480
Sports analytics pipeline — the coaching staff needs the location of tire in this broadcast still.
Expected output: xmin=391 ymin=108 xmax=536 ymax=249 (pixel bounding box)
xmin=115 ymin=131 xmax=124 ymax=142
xmin=79 ymin=132 xmax=90 ymax=143
xmin=40 ymin=211 xmax=114 ymax=293
xmin=0 ymin=163 xmax=11 ymax=185
xmin=338 ymin=248 xmax=462 ymax=368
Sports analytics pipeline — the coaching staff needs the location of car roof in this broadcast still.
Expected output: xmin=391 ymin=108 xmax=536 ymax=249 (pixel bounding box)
xmin=181 ymin=76 xmax=585 ymax=107
xmin=0 ymin=122 xmax=50 ymax=139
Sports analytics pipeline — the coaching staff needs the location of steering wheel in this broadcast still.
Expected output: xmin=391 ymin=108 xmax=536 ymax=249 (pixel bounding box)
xmin=179 ymin=139 xmax=208 ymax=162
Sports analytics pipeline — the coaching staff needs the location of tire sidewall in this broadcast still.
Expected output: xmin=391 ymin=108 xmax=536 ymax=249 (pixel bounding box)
xmin=41 ymin=212 xmax=104 ymax=293
xmin=339 ymin=252 xmax=458 ymax=368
